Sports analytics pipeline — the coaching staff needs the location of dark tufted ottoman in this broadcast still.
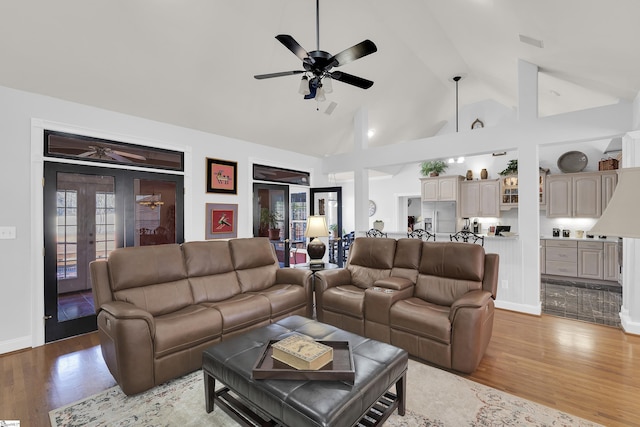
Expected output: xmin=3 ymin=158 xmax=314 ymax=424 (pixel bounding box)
xmin=203 ymin=315 xmax=407 ymax=427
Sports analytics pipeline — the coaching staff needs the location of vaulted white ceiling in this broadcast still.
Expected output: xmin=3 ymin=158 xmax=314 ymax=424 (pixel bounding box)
xmin=1 ymin=0 xmax=638 ymax=157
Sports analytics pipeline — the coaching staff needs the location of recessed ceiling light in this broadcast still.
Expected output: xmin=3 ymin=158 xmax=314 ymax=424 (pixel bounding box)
xmin=457 ymin=157 xmax=465 ymax=163
xmin=518 ymin=34 xmax=544 ymax=48
xmin=368 ymin=129 xmax=376 ymax=138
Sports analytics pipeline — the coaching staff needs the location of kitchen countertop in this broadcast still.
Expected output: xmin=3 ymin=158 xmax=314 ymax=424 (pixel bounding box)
xmin=540 ymin=235 xmax=619 ymax=242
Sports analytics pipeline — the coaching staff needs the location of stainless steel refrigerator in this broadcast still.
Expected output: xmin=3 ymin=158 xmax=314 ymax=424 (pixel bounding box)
xmin=422 ymin=201 xmax=457 ymax=234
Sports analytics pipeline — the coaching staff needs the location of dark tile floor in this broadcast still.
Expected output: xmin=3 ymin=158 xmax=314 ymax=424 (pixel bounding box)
xmin=541 ymin=276 xmax=622 ymax=328
xmin=58 ymin=290 xmax=95 ymax=322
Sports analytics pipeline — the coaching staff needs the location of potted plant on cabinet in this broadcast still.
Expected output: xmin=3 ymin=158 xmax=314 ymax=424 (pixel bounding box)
xmin=420 ymin=160 xmax=448 ymax=177
xmin=260 ymin=208 xmax=281 ymax=240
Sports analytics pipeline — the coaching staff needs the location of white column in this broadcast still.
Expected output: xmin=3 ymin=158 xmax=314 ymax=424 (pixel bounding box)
xmin=620 ymin=132 xmax=640 ymax=334
xmin=353 ymin=108 xmax=370 ymax=233
xmin=518 ymin=59 xmax=538 ymax=121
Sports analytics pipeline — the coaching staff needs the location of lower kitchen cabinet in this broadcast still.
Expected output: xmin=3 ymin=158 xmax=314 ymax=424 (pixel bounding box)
xmin=604 ymin=241 xmax=620 ymax=282
xmin=545 ymin=240 xmax=577 ymax=277
xmin=541 ymin=238 xmax=618 ymax=282
xmin=577 ymin=241 xmax=603 ymax=280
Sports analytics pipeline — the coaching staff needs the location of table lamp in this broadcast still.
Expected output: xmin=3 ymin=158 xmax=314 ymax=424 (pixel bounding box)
xmin=305 ymin=215 xmax=329 ymax=265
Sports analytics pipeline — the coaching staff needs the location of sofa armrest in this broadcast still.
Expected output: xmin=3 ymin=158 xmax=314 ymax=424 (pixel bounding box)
xmin=448 ymin=289 xmax=495 ymax=373
xmin=373 ymin=277 xmax=414 ymax=291
xmin=313 ymin=268 xmax=352 ymax=294
xmin=100 ymin=301 xmax=156 ymax=337
xmin=276 ymin=267 xmax=313 ymax=287
xmin=449 ymin=290 xmax=492 ymax=321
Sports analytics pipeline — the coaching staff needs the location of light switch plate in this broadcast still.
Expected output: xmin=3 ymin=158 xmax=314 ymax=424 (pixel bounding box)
xmin=0 ymin=226 xmax=17 ymax=239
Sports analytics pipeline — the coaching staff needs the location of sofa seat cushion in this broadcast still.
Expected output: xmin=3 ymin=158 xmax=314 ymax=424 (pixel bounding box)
xmin=154 ymin=305 xmax=223 ymax=358
xmin=322 ymin=285 xmax=365 ymax=319
xmin=390 ymin=297 xmax=451 ymax=344
xmin=250 ymin=284 xmax=306 ymax=318
xmin=205 ymin=294 xmax=271 ymax=335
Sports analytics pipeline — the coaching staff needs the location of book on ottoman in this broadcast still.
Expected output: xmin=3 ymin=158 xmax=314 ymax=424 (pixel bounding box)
xmin=271 ymin=334 xmax=333 ymax=370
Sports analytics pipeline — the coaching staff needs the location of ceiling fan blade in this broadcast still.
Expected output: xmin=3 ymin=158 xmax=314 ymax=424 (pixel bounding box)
xmin=112 ymin=150 xmax=147 ymax=161
xmin=107 ymin=152 xmax=132 ymax=163
xmin=275 ymin=35 xmax=314 ymax=64
xmin=254 ymin=70 xmax=305 ymax=80
xmin=331 ymin=40 xmax=377 ymax=67
xmin=330 ymin=71 xmax=374 ymax=89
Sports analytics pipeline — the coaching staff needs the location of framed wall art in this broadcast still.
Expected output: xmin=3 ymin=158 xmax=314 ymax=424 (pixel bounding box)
xmin=206 ymin=158 xmax=237 ymax=194
xmin=206 ymin=203 xmax=238 ymax=239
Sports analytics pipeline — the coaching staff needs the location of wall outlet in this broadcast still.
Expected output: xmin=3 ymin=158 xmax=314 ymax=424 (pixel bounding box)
xmin=0 ymin=226 xmax=16 ymax=240
xmin=501 ymin=279 xmax=508 ymax=289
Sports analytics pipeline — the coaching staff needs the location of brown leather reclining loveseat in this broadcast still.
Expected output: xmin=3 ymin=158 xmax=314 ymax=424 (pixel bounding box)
xmin=90 ymin=237 xmax=313 ymax=395
xmin=314 ymin=237 xmax=499 ymax=373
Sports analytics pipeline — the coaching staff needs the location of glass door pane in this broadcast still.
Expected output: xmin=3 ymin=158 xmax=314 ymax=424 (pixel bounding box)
xmin=290 ymin=191 xmax=308 ymax=265
xmin=134 ymin=179 xmax=177 ymax=246
xmin=310 ymin=187 xmax=343 ymax=267
xmin=55 ymin=172 xmax=115 ymax=322
xmin=253 ymin=183 xmax=290 ymax=266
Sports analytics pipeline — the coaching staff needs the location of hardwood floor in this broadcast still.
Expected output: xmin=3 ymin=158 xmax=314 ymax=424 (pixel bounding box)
xmin=2 ymin=309 xmax=639 ymax=427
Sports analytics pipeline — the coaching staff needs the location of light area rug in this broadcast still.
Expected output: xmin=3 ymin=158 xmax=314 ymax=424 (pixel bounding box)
xmin=50 ymin=359 xmax=600 ymax=427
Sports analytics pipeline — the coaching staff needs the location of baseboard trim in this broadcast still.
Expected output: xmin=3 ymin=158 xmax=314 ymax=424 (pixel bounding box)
xmin=494 ymin=300 xmax=541 ymax=316
xmin=620 ymin=310 xmax=640 ymax=336
xmin=0 ymin=335 xmax=32 ymax=355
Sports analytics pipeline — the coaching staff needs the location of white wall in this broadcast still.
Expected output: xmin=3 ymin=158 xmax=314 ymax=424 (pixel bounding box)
xmin=0 ymin=85 xmax=324 ymax=354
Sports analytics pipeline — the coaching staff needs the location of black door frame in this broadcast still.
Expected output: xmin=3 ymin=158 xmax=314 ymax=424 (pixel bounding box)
xmin=43 ymin=161 xmax=184 ymax=342
xmin=310 ymin=187 xmax=343 ymax=267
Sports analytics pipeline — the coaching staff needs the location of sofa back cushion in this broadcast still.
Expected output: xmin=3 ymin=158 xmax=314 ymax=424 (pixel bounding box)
xmin=229 ymin=238 xmax=278 ymax=292
xmin=347 ymin=237 xmax=396 ymax=289
xmin=391 ymin=238 xmax=423 ymax=283
xmin=182 ymin=240 xmax=242 ymax=303
xmin=415 ymin=242 xmax=485 ymax=306
xmin=108 ymin=244 xmax=193 ymax=316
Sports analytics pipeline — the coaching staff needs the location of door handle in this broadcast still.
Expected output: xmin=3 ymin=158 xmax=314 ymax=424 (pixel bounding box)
xmin=44 ymin=315 xmax=53 ymax=320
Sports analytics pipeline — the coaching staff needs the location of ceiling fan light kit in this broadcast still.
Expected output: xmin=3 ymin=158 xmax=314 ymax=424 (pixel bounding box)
xmin=254 ymin=0 xmax=377 ymax=102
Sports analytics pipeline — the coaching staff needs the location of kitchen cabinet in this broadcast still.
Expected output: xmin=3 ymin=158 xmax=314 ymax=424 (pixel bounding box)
xmin=545 ymin=240 xmax=577 ymax=277
xmin=542 ymin=238 xmax=619 ymax=282
xmin=420 ymin=176 xmax=463 ymax=202
xmin=499 ymin=171 xmax=546 ymax=210
xmin=604 ymin=241 xmax=620 ymax=282
xmin=460 ymin=179 xmax=500 ymax=217
xmin=546 ymin=171 xmax=617 ymax=218
xmin=577 ymin=241 xmax=603 ymax=280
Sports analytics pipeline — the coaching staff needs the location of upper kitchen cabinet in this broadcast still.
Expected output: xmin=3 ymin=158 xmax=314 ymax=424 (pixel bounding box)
xmin=546 ymin=171 xmax=617 ymax=218
xmin=420 ymin=176 xmax=463 ymax=202
xmin=460 ymin=179 xmax=500 ymax=218
xmin=499 ymin=171 xmax=547 ymax=210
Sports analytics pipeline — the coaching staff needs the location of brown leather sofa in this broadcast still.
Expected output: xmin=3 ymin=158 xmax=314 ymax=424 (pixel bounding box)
xmin=90 ymin=237 xmax=313 ymax=395
xmin=314 ymin=237 xmax=499 ymax=373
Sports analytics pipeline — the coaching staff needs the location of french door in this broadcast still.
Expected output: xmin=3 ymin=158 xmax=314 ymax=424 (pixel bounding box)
xmin=43 ymin=162 xmax=184 ymax=342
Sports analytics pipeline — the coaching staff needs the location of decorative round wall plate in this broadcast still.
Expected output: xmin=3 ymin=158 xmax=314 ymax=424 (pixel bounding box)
xmin=369 ymin=200 xmax=376 ymax=217
xmin=557 ymin=151 xmax=588 ymax=173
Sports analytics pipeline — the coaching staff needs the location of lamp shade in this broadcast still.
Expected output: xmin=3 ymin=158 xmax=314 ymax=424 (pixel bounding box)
xmin=305 ymin=215 xmax=329 ymax=238
xmin=589 ymin=167 xmax=640 ymax=238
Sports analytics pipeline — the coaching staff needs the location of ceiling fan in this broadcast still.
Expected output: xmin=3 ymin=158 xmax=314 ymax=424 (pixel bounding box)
xmin=78 ymin=145 xmax=147 ymax=163
xmin=254 ymin=0 xmax=377 ymax=101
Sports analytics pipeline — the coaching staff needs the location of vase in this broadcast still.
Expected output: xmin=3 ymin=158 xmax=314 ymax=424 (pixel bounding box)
xmin=373 ymin=220 xmax=384 ymax=231
xmin=466 ymin=170 xmax=473 ymax=180
xmin=481 ymin=168 xmax=488 ymax=179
